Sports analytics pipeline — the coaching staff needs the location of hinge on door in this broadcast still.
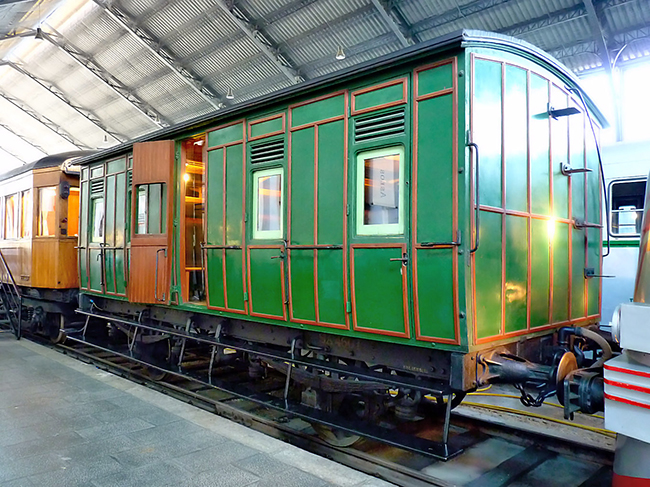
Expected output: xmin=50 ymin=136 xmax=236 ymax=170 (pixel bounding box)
xmin=346 ymin=204 xmax=350 ymax=216
xmin=346 ymin=301 xmax=352 ymax=313
xmin=244 ymin=292 xmax=249 ymax=301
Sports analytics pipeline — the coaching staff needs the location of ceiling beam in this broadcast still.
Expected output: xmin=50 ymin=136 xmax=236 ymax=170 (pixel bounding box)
xmin=0 ymin=123 xmax=47 ymax=154
xmin=38 ymin=27 xmax=170 ymax=127
xmin=215 ymin=1 xmax=304 ymax=84
xmin=411 ymin=0 xmax=513 ymax=34
xmin=0 ymin=61 xmax=126 ymax=143
xmin=550 ymin=24 xmax=650 ymax=63
xmin=93 ymin=0 xmax=227 ymax=110
xmin=369 ymin=0 xmax=412 ymax=48
xmin=0 ymin=90 xmax=87 ymax=149
xmin=0 ymin=145 xmax=26 ymax=165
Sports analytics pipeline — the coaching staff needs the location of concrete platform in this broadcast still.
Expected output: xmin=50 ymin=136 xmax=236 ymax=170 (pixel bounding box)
xmin=0 ymin=331 xmax=394 ymax=487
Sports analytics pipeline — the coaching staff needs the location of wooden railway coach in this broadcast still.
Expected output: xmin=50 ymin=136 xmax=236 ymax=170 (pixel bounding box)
xmin=71 ymin=30 xmax=607 ymax=452
xmin=0 ymin=152 xmax=92 ymax=339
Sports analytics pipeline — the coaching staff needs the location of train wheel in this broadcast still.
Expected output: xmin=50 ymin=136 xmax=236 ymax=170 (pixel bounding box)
xmin=49 ymin=314 xmax=67 ymax=344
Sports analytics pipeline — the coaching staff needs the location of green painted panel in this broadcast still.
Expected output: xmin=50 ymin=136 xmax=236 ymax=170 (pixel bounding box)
xmin=79 ymin=249 xmax=88 ymax=289
xmin=206 ymin=148 xmax=224 ymax=244
xmin=317 ymin=250 xmax=345 ymax=326
xmin=354 ymin=81 xmax=404 ymax=112
xmin=291 ymin=95 xmax=344 ymax=127
xmin=225 ymin=144 xmax=244 ymax=245
xmin=115 ymin=249 xmax=126 ymax=295
xmin=551 ymin=86 xmax=569 ymax=219
xmin=289 ymin=249 xmax=316 ymax=322
xmin=504 ymin=65 xmax=528 ymax=212
xmin=585 ymin=133 xmax=600 ymax=224
xmin=206 ymin=249 xmax=225 ymax=308
xmin=552 ymin=222 xmax=570 ymax=323
xmin=475 ymin=211 xmax=502 ymax=339
xmin=473 ymin=59 xmax=502 ymax=208
xmin=353 ymin=247 xmax=406 ymax=334
xmin=107 ymin=158 xmax=126 ymax=174
xmin=250 ymin=116 xmax=284 ymax=139
xmin=290 ymin=127 xmax=315 ymax=245
xmin=317 ymin=121 xmax=345 ymax=244
xmin=416 ymin=249 xmax=456 ymax=340
xmin=570 ymin=105 xmax=585 ymax=221
xmin=571 ymin=228 xmax=586 ymax=320
xmin=225 ymin=250 xmax=246 ymax=311
xmin=105 ymin=175 xmax=116 ymax=247
xmin=417 ymin=62 xmax=453 ymax=96
xmin=91 ymin=166 xmax=104 ymax=179
xmin=417 ymin=94 xmax=453 ymax=242
xmin=115 ymin=173 xmax=126 ymax=248
xmin=530 ymin=74 xmax=550 ymax=216
xmin=587 ymin=227 xmax=601 ymax=316
xmin=504 ymin=215 xmax=528 ymax=333
xmin=530 ymin=219 xmax=550 ymax=328
xmin=81 ymin=168 xmax=89 ymax=181
xmin=88 ymin=248 xmax=102 ymax=292
xmin=80 ymin=181 xmax=88 ymax=247
xmin=208 ymin=122 xmax=243 ymax=147
xmin=104 ymin=249 xmax=115 ymax=294
xmin=249 ymin=248 xmax=285 ymax=318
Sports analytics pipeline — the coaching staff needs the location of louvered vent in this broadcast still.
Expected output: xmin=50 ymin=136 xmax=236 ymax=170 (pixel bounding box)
xmin=127 ymin=171 xmax=132 ymax=187
xmin=355 ymin=109 xmax=405 ymax=143
xmin=250 ymin=139 xmax=284 ymax=164
xmin=90 ymin=179 xmax=104 ymax=195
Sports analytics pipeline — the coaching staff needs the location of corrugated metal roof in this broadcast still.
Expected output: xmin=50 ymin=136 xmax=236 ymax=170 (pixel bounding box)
xmin=0 ymin=0 xmax=647 ymax=169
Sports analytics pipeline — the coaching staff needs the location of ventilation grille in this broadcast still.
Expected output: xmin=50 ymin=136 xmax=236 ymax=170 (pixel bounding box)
xmin=90 ymin=179 xmax=104 ymax=195
xmin=127 ymin=171 xmax=132 ymax=187
xmin=250 ymin=139 xmax=284 ymax=164
xmin=354 ymin=109 xmax=405 ymax=143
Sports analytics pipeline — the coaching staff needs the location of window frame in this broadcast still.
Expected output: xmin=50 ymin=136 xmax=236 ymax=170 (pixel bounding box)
xmin=5 ymin=193 xmax=19 ymax=240
xmin=135 ymin=182 xmax=166 ymax=236
xmin=252 ymin=167 xmax=284 ymax=240
xmin=37 ymin=186 xmax=58 ymax=237
xmin=356 ymin=145 xmax=405 ymax=236
xmin=608 ymin=177 xmax=647 ymax=238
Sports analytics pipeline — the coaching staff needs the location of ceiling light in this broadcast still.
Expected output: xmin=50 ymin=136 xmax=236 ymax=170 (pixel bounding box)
xmin=35 ymin=27 xmax=44 ymax=40
xmin=226 ymin=87 xmax=234 ymax=100
xmin=335 ymin=46 xmax=346 ymax=60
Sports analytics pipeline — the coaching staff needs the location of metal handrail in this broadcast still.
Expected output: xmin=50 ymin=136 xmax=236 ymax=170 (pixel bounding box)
xmin=0 ymin=249 xmax=22 ymax=339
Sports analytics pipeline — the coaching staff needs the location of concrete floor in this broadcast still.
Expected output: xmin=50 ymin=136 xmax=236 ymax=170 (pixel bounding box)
xmin=0 ymin=331 xmax=394 ymax=487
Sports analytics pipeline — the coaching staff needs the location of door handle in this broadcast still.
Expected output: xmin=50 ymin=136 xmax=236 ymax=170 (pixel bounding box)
xmin=154 ymin=248 xmax=167 ymax=302
xmin=389 ymin=253 xmax=409 ymax=266
xmin=468 ymin=142 xmax=480 ymax=253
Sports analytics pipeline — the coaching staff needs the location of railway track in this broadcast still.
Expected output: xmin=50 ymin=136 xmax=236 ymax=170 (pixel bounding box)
xmin=11 ymin=329 xmax=613 ymax=487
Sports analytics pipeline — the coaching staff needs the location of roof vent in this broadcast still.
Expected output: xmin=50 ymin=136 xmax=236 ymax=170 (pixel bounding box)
xmin=250 ymin=139 xmax=284 ymax=164
xmin=354 ymin=109 xmax=405 ymax=143
xmin=90 ymin=179 xmax=104 ymax=195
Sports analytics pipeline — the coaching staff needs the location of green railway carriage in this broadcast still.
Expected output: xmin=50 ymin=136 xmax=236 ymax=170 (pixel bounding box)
xmin=73 ymin=30 xmax=606 ymax=448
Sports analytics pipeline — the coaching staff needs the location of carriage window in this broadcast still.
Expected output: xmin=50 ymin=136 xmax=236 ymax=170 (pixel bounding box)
xmin=253 ymin=168 xmax=283 ymax=239
xmin=136 ymin=183 xmax=166 ymax=235
xmin=356 ymin=146 xmax=404 ymax=235
xmin=5 ymin=194 xmax=18 ymax=239
xmin=610 ymin=179 xmax=646 ymax=237
xmin=67 ymin=188 xmax=80 ymax=237
xmin=91 ymin=197 xmax=105 ymax=243
xmin=38 ymin=186 xmax=57 ymax=236
xmin=21 ymin=190 xmax=32 ymax=238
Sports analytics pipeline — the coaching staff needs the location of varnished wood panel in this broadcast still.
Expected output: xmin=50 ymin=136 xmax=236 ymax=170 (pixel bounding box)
xmin=129 ymin=140 xmax=175 ymax=304
xmin=30 ymin=238 xmax=79 ymax=289
xmin=129 ymin=246 xmax=168 ymax=303
xmin=132 ymin=140 xmax=175 ymax=185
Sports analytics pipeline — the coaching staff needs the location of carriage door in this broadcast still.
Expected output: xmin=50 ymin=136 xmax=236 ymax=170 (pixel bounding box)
xmin=349 ymin=78 xmax=411 ymax=338
xmin=411 ymin=60 xmax=459 ymax=344
xmin=128 ymin=140 xmax=175 ymax=304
